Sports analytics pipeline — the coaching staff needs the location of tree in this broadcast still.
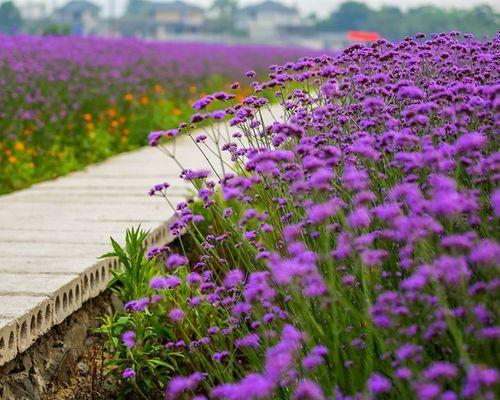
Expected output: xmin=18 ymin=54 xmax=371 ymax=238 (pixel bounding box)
xmin=366 ymin=6 xmax=404 ymax=40
xmin=329 ymin=1 xmax=373 ymax=31
xmin=42 ymin=23 xmax=71 ymax=36
xmin=210 ymin=0 xmax=239 ymax=33
xmin=0 ymin=1 xmax=22 ymax=34
xmin=313 ymin=1 xmax=500 ymax=41
xmin=125 ymin=0 xmax=150 ymax=16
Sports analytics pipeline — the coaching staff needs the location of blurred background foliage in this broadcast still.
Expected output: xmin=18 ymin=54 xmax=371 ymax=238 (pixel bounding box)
xmin=314 ymin=1 xmax=499 ymax=40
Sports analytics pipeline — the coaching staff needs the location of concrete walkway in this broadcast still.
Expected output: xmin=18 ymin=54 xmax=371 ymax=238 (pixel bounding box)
xmin=0 ymin=140 xmax=208 ymax=365
xmin=0 ymin=105 xmax=281 ymax=366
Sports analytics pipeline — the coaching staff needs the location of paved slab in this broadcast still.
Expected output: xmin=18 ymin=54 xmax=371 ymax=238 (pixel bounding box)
xmin=0 ymin=104 xmax=282 ymax=366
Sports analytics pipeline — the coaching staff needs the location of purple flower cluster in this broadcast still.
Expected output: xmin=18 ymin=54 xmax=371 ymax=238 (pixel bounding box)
xmin=0 ymin=35 xmax=314 ymax=193
xmin=132 ymin=32 xmax=499 ymax=398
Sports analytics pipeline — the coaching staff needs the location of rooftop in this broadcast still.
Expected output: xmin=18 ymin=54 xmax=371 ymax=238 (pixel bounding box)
xmin=149 ymin=1 xmax=204 ymax=13
xmin=56 ymin=0 xmax=100 ymax=14
xmin=242 ymin=0 xmax=298 ymax=15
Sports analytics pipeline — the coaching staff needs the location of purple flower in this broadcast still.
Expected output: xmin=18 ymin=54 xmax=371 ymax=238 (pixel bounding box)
xmin=121 ymin=330 xmax=136 ymax=348
xmin=361 ymin=249 xmax=388 ymax=267
xmin=213 ymin=350 xmax=229 ymax=362
xmin=470 ymin=240 xmax=500 ymax=266
xmin=347 ymin=207 xmax=371 ymax=229
xmin=423 ymin=362 xmax=458 ymax=380
xmin=122 ymin=367 xmax=136 ymax=379
xmin=166 ymin=372 xmax=203 ymax=400
xmin=455 ymin=132 xmax=487 ymax=153
xmin=166 ymin=253 xmax=188 ymax=269
xmin=150 ymin=276 xmax=169 ymax=289
xmin=148 ymin=130 xmax=165 ymax=146
xmin=397 ymin=85 xmax=425 ymax=100
xmin=433 ymin=255 xmax=471 ymax=285
xmin=223 ymin=269 xmax=244 ymax=288
xmin=124 ymin=297 xmax=150 ymax=312
xmin=187 ymin=272 xmax=202 ymax=285
xmin=169 ymin=307 xmax=185 ymax=322
xmin=149 ymin=275 xmax=181 ymax=289
xmin=211 ymin=373 xmax=274 ymax=399
xmin=235 ymin=333 xmax=259 ymax=349
xmin=294 ymin=379 xmax=324 ymax=399
xmin=491 ymin=189 xmax=500 ymax=217
xmin=307 ymin=199 xmax=340 ymax=224
xmin=367 ymin=373 xmax=392 ymax=394
xmin=463 ymin=365 xmax=499 ymax=398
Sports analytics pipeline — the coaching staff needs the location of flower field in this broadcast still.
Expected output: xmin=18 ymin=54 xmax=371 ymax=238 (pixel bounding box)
xmin=0 ymin=36 xmax=310 ymax=194
xmin=100 ymin=32 xmax=500 ymax=399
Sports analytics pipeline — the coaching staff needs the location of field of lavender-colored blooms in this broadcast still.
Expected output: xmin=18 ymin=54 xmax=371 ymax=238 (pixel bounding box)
xmin=0 ymin=35 xmax=312 ymax=194
xmin=94 ymin=32 xmax=500 ymax=399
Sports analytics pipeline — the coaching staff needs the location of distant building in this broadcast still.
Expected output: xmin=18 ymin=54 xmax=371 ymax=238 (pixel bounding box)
xmin=18 ymin=1 xmax=47 ymax=20
xmin=149 ymin=1 xmax=205 ymax=38
xmin=53 ymin=0 xmax=100 ymax=35
xmin=238 ymin=0 xmax=303 ymax=42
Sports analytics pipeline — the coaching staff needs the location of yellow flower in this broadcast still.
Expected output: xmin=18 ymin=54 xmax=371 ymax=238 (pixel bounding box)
xmin=120 ymin=137 xmax=128 ymax=144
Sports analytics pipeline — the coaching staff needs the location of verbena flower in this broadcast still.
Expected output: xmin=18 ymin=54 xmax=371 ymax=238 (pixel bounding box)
xmin=132 ymin=32 xmax=500 ymax=399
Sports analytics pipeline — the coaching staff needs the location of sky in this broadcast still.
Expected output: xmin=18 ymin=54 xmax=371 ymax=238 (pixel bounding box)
xmin=14 ymin=0 xmax=500 ymax=18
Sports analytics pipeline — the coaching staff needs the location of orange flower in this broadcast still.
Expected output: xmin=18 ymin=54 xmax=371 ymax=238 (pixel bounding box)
xmin=173 ymin=108 xmax=182 ymax=116
xmin=120 ymin=137 xmax=128 ymax=144
xmin=83 ymin=113 xmax=92 ymax=121
xmin=108 ymin=108 xmax=117 ymax=117
xmin=154 ymin=84 xmax=162 ymax=94
xmin=28 ymin=162 xmax=35 ymax=169
xmin=189 ymin=86 xmax=197 ymax=94
xmin=8 ymin=155 xmax=16 ymax=164
xmin=14 ymin=142 xmax=25 ymax=152
xmin=111 ymin=120 xmax=119 ymax=128
xmin=124 ymin=93 xmax=134 ymax=101
xmin=140 ymin=96 xmax=149 ymax=105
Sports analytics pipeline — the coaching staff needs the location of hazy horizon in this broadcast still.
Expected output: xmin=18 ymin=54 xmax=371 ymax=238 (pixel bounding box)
xmin=13 ymin=0 xmax=500 ymax=18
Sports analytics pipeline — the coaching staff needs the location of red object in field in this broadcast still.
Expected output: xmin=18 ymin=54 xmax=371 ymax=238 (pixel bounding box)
xmin=347 ymin=31 xmax=381 ymax=42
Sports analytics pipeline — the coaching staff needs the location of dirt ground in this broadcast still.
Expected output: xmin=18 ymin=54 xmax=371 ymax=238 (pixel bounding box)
xmin=42 ymin=343 xmax=114 ymax=400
